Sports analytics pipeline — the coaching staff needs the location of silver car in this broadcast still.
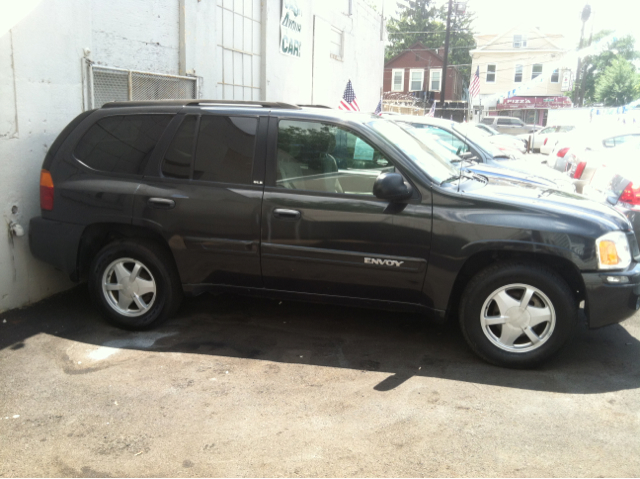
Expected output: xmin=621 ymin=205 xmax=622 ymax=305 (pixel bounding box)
xmin=480 ymin=116 xmax=540 ymax=135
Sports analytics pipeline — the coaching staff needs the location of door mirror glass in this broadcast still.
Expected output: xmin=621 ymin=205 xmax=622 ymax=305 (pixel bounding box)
xmin=373 ymin=172 xmax=412 ymax=201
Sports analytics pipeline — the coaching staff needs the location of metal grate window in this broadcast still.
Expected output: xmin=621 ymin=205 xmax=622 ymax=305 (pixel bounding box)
xmin=86 ymin=63 xmax=199 ymax=109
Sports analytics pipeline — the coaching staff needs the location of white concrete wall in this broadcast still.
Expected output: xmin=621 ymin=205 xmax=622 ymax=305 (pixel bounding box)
xmin=263 ymin=0 xmax=384 ymax=111
xmin=0 ymin=0 xmax=384 ymax=312
xmin=0 ymin=0 xmax=91 ymax=312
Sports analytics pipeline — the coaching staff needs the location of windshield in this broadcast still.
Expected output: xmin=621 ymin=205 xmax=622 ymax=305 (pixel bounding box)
xmin=479 ymin=124 xmax=500 ymax=136
xmin=452 ymin=123 xmax=507 ymax=157
xmin=367 ymin=119 xmax=459 ymax=183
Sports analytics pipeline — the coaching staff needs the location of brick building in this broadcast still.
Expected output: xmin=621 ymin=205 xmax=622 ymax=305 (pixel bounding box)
xmin=382 ymin=42 xmax=464 ymax=102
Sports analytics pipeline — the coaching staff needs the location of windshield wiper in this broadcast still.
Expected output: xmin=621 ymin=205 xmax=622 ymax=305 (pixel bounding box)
xmin=440 ymin=171 xmax=485 ymax=186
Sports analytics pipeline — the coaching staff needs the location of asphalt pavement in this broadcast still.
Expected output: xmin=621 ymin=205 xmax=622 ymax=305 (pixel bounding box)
xmin=1 ymin=285 xmax=639 ymax=477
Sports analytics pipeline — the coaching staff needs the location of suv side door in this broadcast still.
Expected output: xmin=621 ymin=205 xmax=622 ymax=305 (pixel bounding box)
xmin=260 ymin=116 xmax=432 ymax=304
xmin=133 ymin=111 xmax=267 ymax=287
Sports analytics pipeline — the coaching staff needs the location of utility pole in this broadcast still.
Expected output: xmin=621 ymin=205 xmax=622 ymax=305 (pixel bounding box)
xmin=439 ymin=0 xmax=453 ymax=118
xmin=573 ymin=4 xmax=591 ymax=106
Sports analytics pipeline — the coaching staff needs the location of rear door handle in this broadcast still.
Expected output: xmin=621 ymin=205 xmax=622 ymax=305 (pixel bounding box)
xmin=147 ymin=197 xmax=176 ymax=209
xmin=273 ymin=208 xmax=301 ymax=220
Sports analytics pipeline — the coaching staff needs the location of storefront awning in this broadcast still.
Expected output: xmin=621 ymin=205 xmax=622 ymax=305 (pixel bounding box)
xmin=496 ymin=96 xmax=573 ymax=110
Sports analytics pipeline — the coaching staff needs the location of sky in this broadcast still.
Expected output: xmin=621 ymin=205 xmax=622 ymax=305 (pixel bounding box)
xmin=380 ymin=0 xmax=640 ymax=50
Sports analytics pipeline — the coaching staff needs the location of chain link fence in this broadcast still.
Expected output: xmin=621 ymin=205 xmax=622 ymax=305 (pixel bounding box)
xmin=86 ymin=62 xmax=199 ymax=109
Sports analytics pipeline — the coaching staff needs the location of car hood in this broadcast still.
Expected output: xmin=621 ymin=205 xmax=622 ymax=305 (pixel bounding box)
xmin=467 ymin=163 xmax=556 ymax=188
xmin=461 ymin=176 xmax=632 ymax=237
xmin=488 ymin=159 xmax=575 ymax=191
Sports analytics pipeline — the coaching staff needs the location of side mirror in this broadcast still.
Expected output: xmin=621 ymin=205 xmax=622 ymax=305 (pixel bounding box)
xmin=373 ymin=172 xmax=412 ymax=201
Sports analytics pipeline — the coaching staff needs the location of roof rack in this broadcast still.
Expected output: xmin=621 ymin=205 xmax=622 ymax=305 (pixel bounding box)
xmin=297 ymin=104 xmax=333 ymax=109
xmin=102 ymin=100 xmax=301 ymax=109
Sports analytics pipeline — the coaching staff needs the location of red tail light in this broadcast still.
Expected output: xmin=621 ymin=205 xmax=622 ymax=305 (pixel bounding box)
xmin=619 ymin=183 xmax=640 ymax=205
xmin=544 ymin=138 xmax=548 ymax=145
xmin=572 ymin=161 xmax=587 ymax=179
xmin=556 ymin=147 xmax=569 ymax=158
xmin=40 ymin=169 xmax=54 ymax=211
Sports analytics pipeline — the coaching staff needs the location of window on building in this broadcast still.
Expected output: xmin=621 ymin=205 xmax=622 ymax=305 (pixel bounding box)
xmin=409 ymin=69 xmax=424 ymax=91
xmin=551 ymin=69 xmax=559 ymax=83
xmin=531 ymin=64 xmax=543 ymax=80
xmin=276 ymin=120 xmax=392 ymax=195
xmin=330 ymin=27 xmax=344 ymax=61
xmin=513 ymin=34 xmax=527 ymax=48
xmin=193 ymin=116 xmax=257 ymax=184
xmin=89 ymin=64 xmax=198 ymax=109
xmin=514 ymin=65 xmax=523 ymax=83
xmin=430 ymin=69 xmax=442 ymax=91
xmin=75 ymin=115 xmax=172 ymax=175
xmin=392 ymin=69 xmax=405 ymax=92
xmin=486 ymin=64 xmax=496 ymax=83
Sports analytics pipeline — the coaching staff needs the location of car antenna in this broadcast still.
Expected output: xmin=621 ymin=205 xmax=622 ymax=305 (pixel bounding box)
xmin=457 ymin=120 xmax=471 ymax=193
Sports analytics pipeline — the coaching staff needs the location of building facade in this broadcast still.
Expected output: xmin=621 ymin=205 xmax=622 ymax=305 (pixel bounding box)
xmin=0 ymin=0 xmax=384 ymax=312
xmin=382 ymin=42 xmax=464 ymax=103
xmin=470 ymin=27 xmax=573 ymax=125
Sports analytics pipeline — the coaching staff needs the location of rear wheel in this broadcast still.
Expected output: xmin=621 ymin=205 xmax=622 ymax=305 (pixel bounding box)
xmin=89 ymin=239 xmax=182 ymax=330
xmin=459 ymin=262 xmax=577 ymax=368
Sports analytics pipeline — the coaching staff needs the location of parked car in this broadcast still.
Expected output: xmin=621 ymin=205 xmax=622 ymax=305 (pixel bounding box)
xmin=30 ymin=100 xmax=640 ymax=368
xmin=567 ymin=137 xmax=640 ymax=194
xmin=480 ymin=116 xmax=541 ymax=135
xmin=384 ymin=114 xmax=575 ymax=192
xmin=474 ymin=123 xmax=527 ymax=153
xmin=577 ymin=140 xmax=640 ymax=246
xmin=539 ymin=126 xmax=577 ymax=155
xmin=518 ymin=125 xmax=576 ymax=154
xmin=550 ymin=125 xmax=640 ymax=174
xmin=401 ymin=125 xmax=559 ymax=190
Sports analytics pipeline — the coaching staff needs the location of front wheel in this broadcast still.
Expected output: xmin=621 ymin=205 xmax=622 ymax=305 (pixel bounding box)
xmin=459 ymin=262 xmax=578 ymax=368
xmin=89 ymin=239 xmax=183 ymax=330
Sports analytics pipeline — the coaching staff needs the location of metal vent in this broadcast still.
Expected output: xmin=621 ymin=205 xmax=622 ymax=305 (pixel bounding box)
xmin=87 ymin=63 xmax=199 ymax=109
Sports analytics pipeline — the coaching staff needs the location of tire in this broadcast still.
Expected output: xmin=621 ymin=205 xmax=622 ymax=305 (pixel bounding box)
xmin=459 ymin=262 xmax=577 ymax=368
xmin=89 ymin=239 xmax=183 ymax=330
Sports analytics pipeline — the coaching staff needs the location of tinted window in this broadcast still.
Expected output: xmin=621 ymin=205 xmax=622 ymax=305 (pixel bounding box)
xmin=412 ymin=125 xmax=469 ymax=155
xmin=497 ymin=118 xmax=510 ymax=125
xmin=276 ymin=120 xmax=392 ymax=195
xmin=162 ymin=116 xmax=197 ymax=179
xmin=75 ymin=115 xmax=172 ymax=175
xmin=481 ymin=118 xmax=494 ymax=125
xmin=194 ymin=116 xmax=257 ymax=184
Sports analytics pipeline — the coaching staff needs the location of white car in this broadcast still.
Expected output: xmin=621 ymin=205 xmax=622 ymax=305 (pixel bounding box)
xmin=474 ymin=124 xmax=527 ymax=153
xmin=518 ymin=125 xmax=576 ymax=154
xmin=549 ymin=125 xmax=640 ymax=176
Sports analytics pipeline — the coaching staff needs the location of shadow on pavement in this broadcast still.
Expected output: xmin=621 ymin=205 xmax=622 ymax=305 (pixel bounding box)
xmin=2 ymin=285 xmax=639 ymax=394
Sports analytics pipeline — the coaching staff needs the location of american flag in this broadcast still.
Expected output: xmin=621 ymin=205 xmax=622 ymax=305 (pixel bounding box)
xmin=426 ymin=100 xmax=436 ymax=117
xmin=374 ymin=99 xmax=382 ymax=116
xmin=338 ymin=80 xmax=360 ymax=111
xmin=469 ymin=66 xmax=480 ymax=98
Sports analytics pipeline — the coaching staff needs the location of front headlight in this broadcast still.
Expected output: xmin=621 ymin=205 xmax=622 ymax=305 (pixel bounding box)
xmin=596 ymin=231 xmax=632 ymax=270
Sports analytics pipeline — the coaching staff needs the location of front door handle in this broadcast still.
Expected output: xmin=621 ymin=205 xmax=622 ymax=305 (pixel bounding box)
xmin=147 ymin=197 xmax=176 ymax=209
xmin=273 ymin=208 xmax=301 ymax=220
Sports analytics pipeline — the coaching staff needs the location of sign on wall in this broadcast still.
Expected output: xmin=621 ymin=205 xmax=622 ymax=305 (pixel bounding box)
xmin=280 ymin=0 xmax=302 ymax=58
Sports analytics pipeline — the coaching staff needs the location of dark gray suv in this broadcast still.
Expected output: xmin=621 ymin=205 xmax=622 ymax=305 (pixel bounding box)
xmin=30 ymin=100 xmax=640 ymax=368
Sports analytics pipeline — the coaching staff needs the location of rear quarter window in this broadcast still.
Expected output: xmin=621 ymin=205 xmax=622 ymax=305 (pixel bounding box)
xmin=74 ymin=114 xmax=172 ymax=175
xmin=481 ymin=118 xmax=494 ymax=125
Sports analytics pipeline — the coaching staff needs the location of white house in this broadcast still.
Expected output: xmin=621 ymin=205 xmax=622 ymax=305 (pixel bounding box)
xmin=470 ymin=26 xmax=573 ymax=126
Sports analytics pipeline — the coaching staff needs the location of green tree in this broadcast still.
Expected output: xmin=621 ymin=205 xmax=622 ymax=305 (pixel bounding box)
xmin=594 ymin=58 xmax=640 ymax=106
xmin=574 ymin=31 xmax=639 ymax=106
xmin=385 ymin=0 xmax=476 ymax=85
